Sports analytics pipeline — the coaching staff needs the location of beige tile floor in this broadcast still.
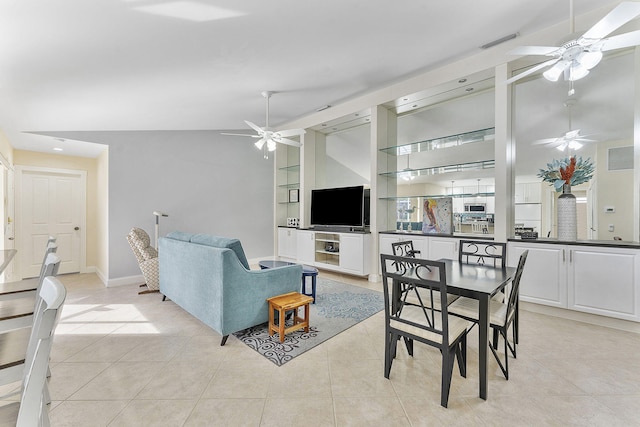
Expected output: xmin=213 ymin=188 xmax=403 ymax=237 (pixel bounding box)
xmin=2 ymin=269 xmax=640 ymax=426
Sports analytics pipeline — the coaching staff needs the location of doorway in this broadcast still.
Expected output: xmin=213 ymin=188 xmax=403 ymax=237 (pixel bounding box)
xmin=16 ymin=166 xmax=86 ymax=278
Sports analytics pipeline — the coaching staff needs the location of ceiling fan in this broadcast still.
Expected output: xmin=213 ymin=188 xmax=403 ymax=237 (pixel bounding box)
xmin=506 ymin=1 xmax=640 ymax=84
xmin=532 ymin=99 xmax=595 ymax=151
xmin=222 ymin=91 xmax=305 ymax=157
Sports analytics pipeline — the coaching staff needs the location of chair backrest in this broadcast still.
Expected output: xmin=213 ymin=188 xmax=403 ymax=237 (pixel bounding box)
xmin=127 ymin=227 xmax=158 ymax=264
xmin=391 ymin=241 xmax=419 ymax=258
xmin=380 ymin=254 xmax=450 ymax=345
xmin=18 ymin=276 xmax=66 ymax=426
xmin=37 ymin=242 xmax=58 ymax=280
xmin=506 ymin=250 xmax=528 ymax=323
xmin=36 ymin=253 xmax=61 ymax=294
xmin=458 ymin=240 xmax=506 ymax=268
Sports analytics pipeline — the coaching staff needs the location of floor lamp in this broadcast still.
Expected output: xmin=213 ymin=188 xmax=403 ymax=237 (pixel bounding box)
xmin=153 ymin=211 xmax=168 ymax=249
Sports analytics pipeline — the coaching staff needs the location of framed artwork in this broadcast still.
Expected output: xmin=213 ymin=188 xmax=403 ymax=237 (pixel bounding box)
xmin=422 ymin=197 xmax=453 ymax=234
xmin=288 ymin=189 xmax=299 ymax=203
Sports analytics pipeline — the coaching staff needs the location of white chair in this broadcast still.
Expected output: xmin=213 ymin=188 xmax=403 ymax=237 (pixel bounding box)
xmin=0 ymin=254 xmax=60 ymax=335
xmin=0 ymin=276 xmax=66 ymax=426
xmin=0 ymin=242 xmax=57 ymax=299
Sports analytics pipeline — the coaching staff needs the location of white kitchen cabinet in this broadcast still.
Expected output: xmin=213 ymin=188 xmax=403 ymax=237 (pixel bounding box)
xmin=508 ymin=241 xmax=640 ymax=321
xmin=277 ymin=227 xmax=297 ymax=260
xmin=379 ymin=234 xmax=428 ymax=258
xmin=339 ymin=233 xmax=371 ymax=275
xmin=508 ymin=242 xmax=567 ymax=308
xmin=515 ymin=183 xmax=542 ymax=204
xmin=568 ymin=246 xmax=640 ymax=321
xmin=296 ymin=230 xmax=315 ymax=264
xmin=428 ymin=236 xmax=459 ymax=260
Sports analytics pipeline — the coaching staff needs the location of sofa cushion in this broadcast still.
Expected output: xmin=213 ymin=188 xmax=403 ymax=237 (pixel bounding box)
xmin=190 ymin=234 xmax=250 ymax=270
xmin=165 ymin=231 xmax=195 ymax=242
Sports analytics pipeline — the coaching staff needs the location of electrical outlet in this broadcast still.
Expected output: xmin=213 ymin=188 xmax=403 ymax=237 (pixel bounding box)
xmin=608 ymin=224 xmax=614 ymax=232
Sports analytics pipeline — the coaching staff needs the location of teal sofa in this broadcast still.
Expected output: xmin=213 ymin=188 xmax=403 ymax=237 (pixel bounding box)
xmin=159 ymin=232 xmax=302 ymax=345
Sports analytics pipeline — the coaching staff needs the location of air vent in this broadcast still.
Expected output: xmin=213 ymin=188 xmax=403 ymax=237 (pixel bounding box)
xmin=608 ymin=146 xmax=633 ymax=171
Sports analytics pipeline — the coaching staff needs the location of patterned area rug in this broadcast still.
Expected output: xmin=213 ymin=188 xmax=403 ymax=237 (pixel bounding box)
xmin=233 ymin=277 xmax=383 ymax=366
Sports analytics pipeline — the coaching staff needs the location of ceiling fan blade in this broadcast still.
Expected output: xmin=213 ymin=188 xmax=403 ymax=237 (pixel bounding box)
xmin=508 ymin=46 xmax=559 ymax=56
xmin=279 ymin=137 xmax=303 ymax=147
xmin=532 ymin=138 xmax=561 ymax=145
xmin=505 ymin=58 xmax=560 ymax=84
xmin=599 ymin=30 xmax=640 ymax=52
xmin=275 ymin=128 xmax=306 ymax=138
xmin=244 ymin=120 xmax=264 ymax=134
xmin=581 ymin=2 xmax=640 ymax=41
xmin=565 ymin=129 xmax=581 ymax=139
xmin=220 ymin=132 xmax=260 ymax=138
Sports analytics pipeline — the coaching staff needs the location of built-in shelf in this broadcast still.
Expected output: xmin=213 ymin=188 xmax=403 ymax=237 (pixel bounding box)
xmin=379 ymin=160 xmax=495 ymax=179
xmin=380 ymin=127 xmax=494 ymax=156
xmin=277 ymin=182 xmax=300 ymax=189
xmin=379 ymin=193 xmax=495 ymax=201
xmin=278 ymin=164 xmax=300 ymax=172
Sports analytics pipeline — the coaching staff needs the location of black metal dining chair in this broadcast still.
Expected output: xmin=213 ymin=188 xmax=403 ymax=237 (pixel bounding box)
xmin=381 ymin=254 xmax=473 ymax=408
xmin=392 ymin=240 xmax=459 ymax=311
xmin=458 ymin=240 xmax=506 ymax=268
xmin=448 ymin=250 xmax=529 ymax=380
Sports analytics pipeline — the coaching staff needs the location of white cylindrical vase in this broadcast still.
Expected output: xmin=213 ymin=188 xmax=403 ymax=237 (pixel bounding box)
xmin=557 ymin=184 xmax=577 ymax=241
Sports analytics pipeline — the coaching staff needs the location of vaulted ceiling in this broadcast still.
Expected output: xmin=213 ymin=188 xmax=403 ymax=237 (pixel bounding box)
xmin=0 ymin=0 xmax=626 ymax=157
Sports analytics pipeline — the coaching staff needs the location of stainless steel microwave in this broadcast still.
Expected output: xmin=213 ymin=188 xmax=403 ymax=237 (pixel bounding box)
xmin=464 ymin=203 xmax=486 ymax=212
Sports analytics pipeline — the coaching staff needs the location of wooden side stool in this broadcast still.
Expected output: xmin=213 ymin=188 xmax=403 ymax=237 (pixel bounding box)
xmin=267 ymin=292 xmax=314 ymax=343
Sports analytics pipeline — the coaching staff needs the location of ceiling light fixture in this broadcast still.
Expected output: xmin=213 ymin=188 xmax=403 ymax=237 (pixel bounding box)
xmin=53 ymin=147 xmax=63 ymax=152
xmin=507 ymin=1 xmax=640 ymax=85
xmin=221 ymin=92 xmax=305 ymax=159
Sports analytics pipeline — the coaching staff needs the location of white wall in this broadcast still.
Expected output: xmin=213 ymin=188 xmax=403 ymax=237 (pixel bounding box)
xmin=54 ymin=130 xmax=275 ymax=281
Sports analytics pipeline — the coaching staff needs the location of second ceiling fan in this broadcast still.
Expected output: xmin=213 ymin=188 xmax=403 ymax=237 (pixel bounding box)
xmin=222 ymin=91 xmax=305 ymax=157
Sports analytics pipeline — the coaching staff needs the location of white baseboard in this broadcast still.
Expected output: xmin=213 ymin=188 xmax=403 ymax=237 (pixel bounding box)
xmin=94 ymin=267 xmax=108 ymax=286
xmin=107 ymin=274 xmax=144 ymax=288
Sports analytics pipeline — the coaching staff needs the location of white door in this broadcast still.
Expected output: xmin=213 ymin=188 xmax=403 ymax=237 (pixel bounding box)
xmin=18 ymin=167 xmax=86 ymax=277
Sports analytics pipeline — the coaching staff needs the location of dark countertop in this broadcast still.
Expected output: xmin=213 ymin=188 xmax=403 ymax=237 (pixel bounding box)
xmin=507 ymin=237 xmax=640 ymax=249
xmin=379 ymin=230 xmax=494 ymax=240
xmin=278 ymin=226 xmax=370 ymax=234
xmin=379 ymin=230 xmax=640 ymax=249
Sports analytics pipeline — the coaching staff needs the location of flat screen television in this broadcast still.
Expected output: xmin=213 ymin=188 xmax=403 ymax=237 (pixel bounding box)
xmin=310 ymin=185 xmax=370 ymax=228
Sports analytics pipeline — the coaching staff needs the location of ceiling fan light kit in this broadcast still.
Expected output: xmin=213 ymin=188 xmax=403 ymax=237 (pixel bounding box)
xmin=222 ymin=91 xmax=305 ymax=158
xmin=507 ymin=1 xmax=640 ymax=85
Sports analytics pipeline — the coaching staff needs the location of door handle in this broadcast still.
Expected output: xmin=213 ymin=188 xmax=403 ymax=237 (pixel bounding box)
xmin=74 ymin=226 xmax=80 ymax=231
xmin=7 ymin=237 xmax=13 ymax=240
xmin=562 ymin=249 xmax=565 ymax=263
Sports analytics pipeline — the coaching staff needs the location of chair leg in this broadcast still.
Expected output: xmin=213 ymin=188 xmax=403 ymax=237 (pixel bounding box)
xmin=492 ymin=328 xmax=499 ymax=350
xmin=220 ymin=335 xmax=229 ymax=346
xmin=403 ymin=336 xmax=413 ymax=356
xmin=441 ymin=350 xmax=455 ymax=408
xmin=489 ymin=327 xmax=509 ymax=380
xmin=162 ymin=295 xmax=167 ymax=301
xmin=455 ymin=333 xmax=467 ymax=378
xmin=384 ymin=331 xmax=396 ymax=379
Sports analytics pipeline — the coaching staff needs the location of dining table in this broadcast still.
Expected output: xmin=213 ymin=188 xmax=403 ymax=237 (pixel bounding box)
xmin=390 ymin=258 xmax=515 ymax=400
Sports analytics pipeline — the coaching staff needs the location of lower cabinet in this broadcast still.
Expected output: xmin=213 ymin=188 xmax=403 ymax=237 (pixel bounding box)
xmin=508 ymin=242 xmax=567 ymax=308
xmin=296 ymin=230 xmax=315 ymax=264
xmin=278 ymin=228 xmax=372 ymax=276
xmin=508 ymin=241 xmax=640 ymax=322
xmin=379 ymin=234 xmax=428 ymax=258
xmin=428 ymin=237 xmax=459 ymax=261
xmin=277 ymin=227 xmax=297 ymax=260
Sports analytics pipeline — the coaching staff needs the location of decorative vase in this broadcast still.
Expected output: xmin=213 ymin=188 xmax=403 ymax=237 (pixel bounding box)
xmin=557 ymin=184 xmax=577 ymax=241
